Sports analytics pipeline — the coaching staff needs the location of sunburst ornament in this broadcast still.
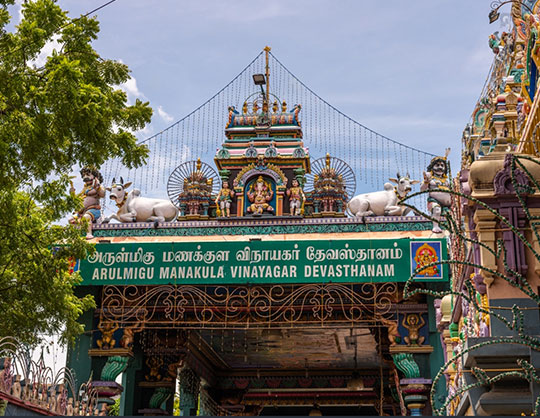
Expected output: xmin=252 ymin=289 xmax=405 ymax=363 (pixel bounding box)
xmin=305 ymin=154 xmax=356 ymax=200
xmin=167 ymin=159 xmax=220 ymax=208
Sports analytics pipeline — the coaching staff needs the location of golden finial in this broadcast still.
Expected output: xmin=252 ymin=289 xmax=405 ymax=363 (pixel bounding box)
xmin=272 ymin=101 xmax=278 ymax=113
xmin=243 ymin=102 xmax=248 ymax=114
xmin=253 ymin=102 xmax=259 ymax=113
xmin=196 ymin=158 xmax=202 ymax=171
xmin=282 ymin=101 xmax=287 ymax=112
xmin=264 ymin=46 xmax=271 ymax=53
xmin=325 ymin=153 xmax=331 ymax=168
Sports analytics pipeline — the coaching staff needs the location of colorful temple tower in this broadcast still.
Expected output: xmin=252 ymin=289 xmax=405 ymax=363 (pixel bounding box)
xmin=50 ymin=48 xmax=455 ymax=416
xmin=439 ymin=1 xmax=540 ymax=415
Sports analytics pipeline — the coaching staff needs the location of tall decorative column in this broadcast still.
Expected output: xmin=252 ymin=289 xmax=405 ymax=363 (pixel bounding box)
xmin=393 ymin=353 xmax=432 ymax=416
xmin=178 ymin=367 xmax=200 ymax=416
xmin=473 ymin=209 xmax=498 ymax=286
xmin=88 ymin=321 xmax=142 ymax=413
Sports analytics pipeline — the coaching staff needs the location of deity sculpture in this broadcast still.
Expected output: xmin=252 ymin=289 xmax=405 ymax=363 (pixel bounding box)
xmin=421 ymin=149 xmax=452 ymax=233
xmin=69 ymin=167 xmax=105 ymax=239
xmin=247 ymin=176 xmax=274 ymax=216
xmin=120 ymin=323 xmax=142 ymax=349
xmin=514 ymin=43 xmax=525 ymax=69
xmin=97 ymin=321 xmax=118 ymax=349
xmin=403 ymin=313 xmax=426 ymax=346
xmin=286 ymin=178 xmax=305 ymax=216
xmin=488 ymin=32 xmax=501 ymax=54
xmin=215 ymin=181 xmax=235 ymax=217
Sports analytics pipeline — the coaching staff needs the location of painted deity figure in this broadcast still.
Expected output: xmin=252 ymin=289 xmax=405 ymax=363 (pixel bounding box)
xmin=247 ymin=176 xmax=274 ymax=216
xmin=403 ymin=313 xmax=426 ymax=346
xmin=215 ymin=181 xmax=235 ymax=217
xmin=421 ymin=149 xmax=451 ymax=233
xmin=97 ymin=321 xmax=118 ymax=349
xmin=69 ymin=167 xmax=105 ymax=239
xmin=286 ymin=178 xmax=305 ymax=216
xmin=514 ymin=43 xmax=525 ymax=69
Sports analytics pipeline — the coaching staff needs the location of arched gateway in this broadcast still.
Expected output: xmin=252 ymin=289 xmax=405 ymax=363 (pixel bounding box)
xmin=68 ymin=48 xmax=448 ymax=416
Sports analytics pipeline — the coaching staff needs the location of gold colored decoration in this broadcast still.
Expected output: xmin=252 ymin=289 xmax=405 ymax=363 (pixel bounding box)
xmin=403 ymin=313 xmax=426 ymax=346
xmin=233 ymin=162 xmax=287 ymax=187
xmin=145 ymin=356 xmax=164 ymax=382
xmin=414 ymin=243 xmax=440 ymax=277
xmin=120 ymin=323 xmax=142 ymax=349
xmin=99 ymin=283 xmax=398 ymax=328
xmin=378 ymin=317 xmax=399 ymax=346
xmin=97 ymin=321 xmax=118 ymax=349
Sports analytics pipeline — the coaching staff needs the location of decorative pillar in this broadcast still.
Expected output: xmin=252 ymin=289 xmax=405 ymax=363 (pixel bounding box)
xmin=235 ymin=186 xmax=244 ymax=216
xmin=88 ymin=321 xmax=141 ymax=412
xmin=91 ymin=355 xmax=130 ymax=409
xmin=529 ymin=208 xmax=540 ymax=275
xmin=473 ymin=209 xmax=498 ymax=286
xmin=178 ymin=367 xmax=200 ymax=416
xmin=393 ymin=353 xmax=431 ymax=416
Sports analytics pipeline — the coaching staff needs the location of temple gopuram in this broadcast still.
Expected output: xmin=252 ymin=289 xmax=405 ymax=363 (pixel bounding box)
xmin=60 ymin=48 xmax=451 ymax=416
xmin=438 ymin=0 xmax=540 ymax=415
xmin=4 ymin=2 xmax=540 ymax=416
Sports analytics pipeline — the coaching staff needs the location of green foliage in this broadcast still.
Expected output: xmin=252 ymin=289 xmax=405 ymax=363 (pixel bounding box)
xmin=108 ymin=397 xmax=120 ymax=416
xmin=0 ymin=0 xmax=152 ymax=344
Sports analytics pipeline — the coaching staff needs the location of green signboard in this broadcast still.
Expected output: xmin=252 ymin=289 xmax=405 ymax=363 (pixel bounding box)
xmin=76 ymin=238 xmax=448 ymax=286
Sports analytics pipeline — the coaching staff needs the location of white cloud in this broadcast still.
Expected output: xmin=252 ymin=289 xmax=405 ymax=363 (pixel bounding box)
xmin=157 ymin=105 xmax=174 ymax=123
xmin=119 ymin=76 xmax=146 ymax=105
xmin=29 ymin=34 xmax=62 ymax=68
xmin=14 ymin=0 xmax=23 ymax=24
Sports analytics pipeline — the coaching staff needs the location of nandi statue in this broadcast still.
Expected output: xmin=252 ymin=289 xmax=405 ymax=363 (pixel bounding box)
xmin=102 ymin=177 xmax=179 ymax=223
xmin=347 ymin=173 xmax=419 ymax=218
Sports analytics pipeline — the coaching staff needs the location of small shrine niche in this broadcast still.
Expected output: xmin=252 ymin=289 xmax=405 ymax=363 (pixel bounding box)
xmin=304 ymin=154 xmax=355 ymax=217
xmin=167 ymin=159 xmax=220 ymax=220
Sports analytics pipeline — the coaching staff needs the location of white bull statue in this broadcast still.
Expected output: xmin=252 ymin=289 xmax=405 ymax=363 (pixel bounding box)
xmin=102 ymin=177 xmax=179 ymax=223
xmin=347 ymin=173 xmax=419 ymax=218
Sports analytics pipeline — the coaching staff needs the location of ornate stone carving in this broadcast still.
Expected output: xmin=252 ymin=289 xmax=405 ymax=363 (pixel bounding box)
xmin=493 ymin=153 xmax=530 ymax=195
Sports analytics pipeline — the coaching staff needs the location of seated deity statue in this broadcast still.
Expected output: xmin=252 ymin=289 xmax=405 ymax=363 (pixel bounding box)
xmin=247 ymin=176 xmax=274 ymax=216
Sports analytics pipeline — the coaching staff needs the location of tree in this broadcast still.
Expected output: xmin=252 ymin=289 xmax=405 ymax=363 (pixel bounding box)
xmin=0 ymin=0 xmax=152 ymax=344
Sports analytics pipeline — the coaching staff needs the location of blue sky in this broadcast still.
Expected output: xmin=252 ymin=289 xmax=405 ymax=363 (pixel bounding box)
xmin=12 ymin=1 xmax=506 ymax=193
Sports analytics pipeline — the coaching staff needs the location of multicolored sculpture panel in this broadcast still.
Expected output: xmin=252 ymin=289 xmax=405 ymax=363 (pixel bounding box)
xmin=69 ymin=166 xmax=105 ymax=239
xmin=177 ymin=159 xmax=213 ymax=217
xmin=102 ymin=177 xmax=179 ymax=223
xmin=311 ymin=155 xmax=348 ymax=214
xmin=420 ymin=149 xmax=451 ymax=233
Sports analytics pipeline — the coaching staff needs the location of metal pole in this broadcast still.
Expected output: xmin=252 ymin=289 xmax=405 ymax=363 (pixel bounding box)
xmin=264 ymin=46 xmax=271 ymax=109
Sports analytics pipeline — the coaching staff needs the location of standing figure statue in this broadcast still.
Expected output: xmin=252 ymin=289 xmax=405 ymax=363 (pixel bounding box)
xmin=69 ymin=167 xmax=105 ymax=239
xmin=247 ymin=175 xmax=274 ymax=216
xmin=215 ymin=181 xmax=235 ymax=217
xmin=286 ymin=178 xmax=305 ymax=216
xmin=421 ymin=149 xmax=452 ymax=233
